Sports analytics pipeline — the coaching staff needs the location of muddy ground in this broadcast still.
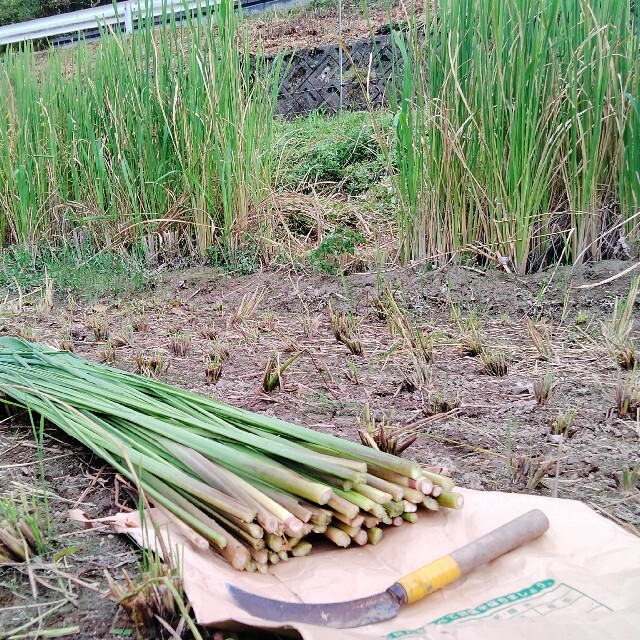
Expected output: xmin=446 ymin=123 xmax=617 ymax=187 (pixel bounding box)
xmin=1 ymin=259 xmax=639 ymax=638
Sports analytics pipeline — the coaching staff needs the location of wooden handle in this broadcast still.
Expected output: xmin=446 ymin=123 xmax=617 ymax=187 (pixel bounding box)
xmin=391 ymin=509 xmax=549 ymax=605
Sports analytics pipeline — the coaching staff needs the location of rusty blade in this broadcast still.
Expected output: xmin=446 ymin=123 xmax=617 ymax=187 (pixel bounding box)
xmin=227 ymin=584 xmax=401 ymax=628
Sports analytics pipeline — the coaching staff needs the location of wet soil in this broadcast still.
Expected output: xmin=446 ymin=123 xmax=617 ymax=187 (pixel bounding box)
xmin=1 ymin=259 xmax=639 ymax=638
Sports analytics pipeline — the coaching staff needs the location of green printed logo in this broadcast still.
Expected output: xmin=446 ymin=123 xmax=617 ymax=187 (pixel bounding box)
xmin=430 ymin=579 xmax=555 ymax=625
xmin=385 ymin=578 xmax=610 ymax=639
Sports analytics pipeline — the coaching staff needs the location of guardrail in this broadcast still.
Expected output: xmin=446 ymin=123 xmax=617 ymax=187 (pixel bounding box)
xmin=0 ymin=0 xmax=305 ymax=47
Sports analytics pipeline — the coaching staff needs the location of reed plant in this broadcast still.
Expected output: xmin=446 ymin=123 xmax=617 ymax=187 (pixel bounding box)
xmin=0 ymin=0 xmax=282 ymax=259
xmin=387 ymin=0 xmax=639 ymax=272
xmin=0 ymin=337 xmax=461 ymax=571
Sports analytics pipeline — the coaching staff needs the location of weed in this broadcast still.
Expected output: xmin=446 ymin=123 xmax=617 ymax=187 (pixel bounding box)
xmin=614 ymin=374 xmax=640 ymax=418
xmin=205 ymin=353 xmax=224 ymax=384
xmin=576 ymin=310 xmax=589 ymax=326
xmin=308 ymin=228 xmax=365 ymax=274
xmin=459 ymin=314 xmax=484 ymax=356
xmin=423 ymin=390 xmax=460 ymax=416
xmin=240 ymin=326 xmax=261 ymax=345
xmin=135 ymin=352 xmax=166 ymax=378
xmin=200 ymin=327 xmax=219 ymax=340
xmin=356 ymin=402 xmax=417 ymax=457
xmin=559 ymin=285 xmax=573 ymax=324
xmin=481 ymin=351 xmax=509 ymax=377
xmin=281 ymin=336 xmax=299 ymax=353
xmin=0 ymin=246 xmax=146 ymax=299
xmin=101 ymin=340 xmax=117 ymax=365
xmin=211 ymin=339 xmax=231 ymax=364
xmin=445 ymin=286 xmax=462 ymax=325
xmin=206 ymin=239 xmax=262 ymax=276
xmin=616 ymin=345 xmax=637 ymax=371
xmin=57 ymin=338 xmax=74 ymax=352
xmin=346 ymin=356 xmax=360 ymax=385
xmin=16 ymin=325 xmax=36 ymax=342
xmin=211 ymin=298 xmax=224 ymax=314
xmin=258 ymin=310 xmax=277 ymax=332
xmin=370 ymin=294 xmax=387 ymax=321
xmin=460 ymin=333 xmax=483 ymax=357
xmin=526 ymin=319 xmax=553 ymax=360
xmin=329 ymin=302 xmax=363 ymax=355
xmin=602 ymin=277 xmax=639 ymax=370
xmin=111 ymin=330 xmax=132 ymax=348
xmin=233 ymin=287 xmax=266 ymax=325
xmin=621 ymin=465 xmax=640 ymax=495
xmin=262 ymin=351 xmax=302 ymax=392
xmin=510 ymin=456 xmax=557 ymax=490
xmin=533 ymin=372 xmax=554 ymax=405
xmin=400 ymin=363 xmax=431 ymax=392
xmin=132 ymin=317 xmax=150 ymax=333
xmin=204 ymin=340 xmax=230 ymax=384
xmin=105 ymin=550 xmax=201 ymax=640
xmin=169 ymin=334 xmax=191 ymax=357
xmin=301 ymin=307 xmax=321 ymax=338
xmin=0 ymin=492 xmax=47 ymax=561
xmin=378 ymin=287 xmax=433 ymax=389
xmin=550 ymin=410 xmax=577 ymax=438
xmin=92 ymin=316 xmax=109 ymax=341
xmin=276 ymin=112 xmax=388 ymax=196
xmin=35 ymin=272 xmax=53 ymax=315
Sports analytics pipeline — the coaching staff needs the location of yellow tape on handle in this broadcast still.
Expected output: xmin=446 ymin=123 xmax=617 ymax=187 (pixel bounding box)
xmin=395 ymin=555 xmax=461 ymax=604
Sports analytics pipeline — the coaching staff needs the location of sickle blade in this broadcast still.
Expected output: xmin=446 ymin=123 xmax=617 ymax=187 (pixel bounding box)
xmin=227 ymin=584 xmax=401 ymax=628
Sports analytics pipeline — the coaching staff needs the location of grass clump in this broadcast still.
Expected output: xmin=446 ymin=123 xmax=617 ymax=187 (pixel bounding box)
xmin=92 ymin=316 xmax=109 ymax=341
xmin=105 ymin=550 xmax=198 ymax=640
xmin=550 ymin=410 xmax=577 ymax=438
xmin=329 ymin=302 xmax=363 ymax=355
xmin=356 ymin=402 xmax=417 ymax=457
xmin=602 ymin=277 xmax=639 ymax=370
xmin=204 ymin=339 xmax=230 ymax=384
xmin=135 ymin=351 xmax=166 ymax=378
xmin=0 ymin=245 xmax=146 ymax=299
xmin=0 ymin=0 xmax=281 ymax=262
xmin=376 ymin=287 xmax=432 ymax=388
xmin=169 ymin=334 xmax=191 ymax=357
xmin=533 ymin=372 xmax=554 ymax=405
xmin=385 ymin=0 xmax=639 ymax=271
xmin=308 ymin=227 xmax=365 ymax=274
xmin=526 ymin=319 xmax=554 ymax=361
xmin=205 ymin=353 xmax=224 ymax=384
xmin=615 ymin=374 xmax=640 ymax=418
xmin=275 ymin=111 xmax=390 ymax=196
xmin=262 ymin=351 xmax=302 ymax=392
xmin=621 ymin=465 xmax=640 ymax=496
xmin=459 ymin=312 xmax=484 ymax=356
xmin=0 ymin=492 xmax=47 ymax=562
xmin=100 ymin=340 xmax=117 ymax=364
xmin=423 ymin=390 xmax=460 ymax=416
xmin=481 ymin=351 xmax=509 ymax=377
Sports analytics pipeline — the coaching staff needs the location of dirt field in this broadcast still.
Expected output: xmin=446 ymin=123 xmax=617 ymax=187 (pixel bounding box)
xmin=247 ymin=1 xmax=424 ymax=53
xmin=1 ymin=259 xmax=639 ymax=638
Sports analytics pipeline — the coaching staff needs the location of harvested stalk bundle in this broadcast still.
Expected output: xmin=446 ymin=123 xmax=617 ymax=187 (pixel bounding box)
xmin=0 ymin=338 xmax=463 ymax=571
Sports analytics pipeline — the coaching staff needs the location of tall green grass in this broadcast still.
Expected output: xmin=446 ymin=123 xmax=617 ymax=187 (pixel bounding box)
xmin=0 ymin=0 xmax=281 ymax=258
xmin=1 ymin=0 xmax=637 ymax=275
xmin=389 ymin=0 xmax=639 ymax=272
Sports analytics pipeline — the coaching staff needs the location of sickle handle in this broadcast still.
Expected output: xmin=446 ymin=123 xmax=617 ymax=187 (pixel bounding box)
xmin=389 ymin=509 xmax=550 ymax=605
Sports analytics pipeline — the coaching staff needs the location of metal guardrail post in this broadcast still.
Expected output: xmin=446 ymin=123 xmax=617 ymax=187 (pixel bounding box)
xmin=0 ymin=0 xmax=312 ymax=47
xmin=124 ymin=2 xmax=134 ymax=34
